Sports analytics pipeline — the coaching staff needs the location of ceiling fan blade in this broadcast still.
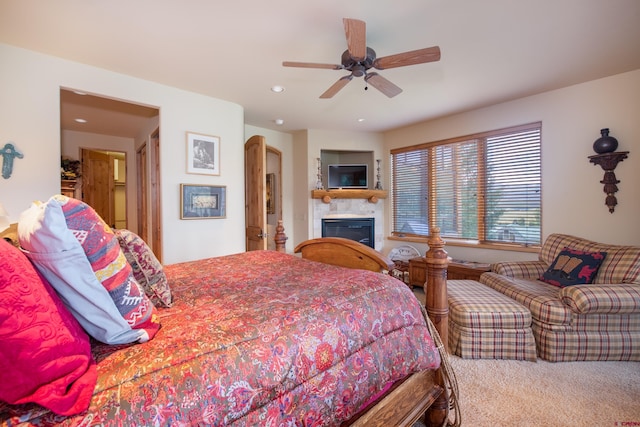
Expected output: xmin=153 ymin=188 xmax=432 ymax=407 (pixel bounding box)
xmin=343 ymin=18 xmax=366 ymax=61
xmin=283 ymin=61 xmax=343 ymax=70
xmin=373 ymin=46 xmax=441 ymax=70
xmin=364 ymin=72 xmax=403 ymax=98
xmin=320 ymin=75 xmax=353 ymax=99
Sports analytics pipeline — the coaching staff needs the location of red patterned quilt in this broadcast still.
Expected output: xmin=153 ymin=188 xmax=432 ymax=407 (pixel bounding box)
xmin=1 ymin=250 xmax=440 ymax=426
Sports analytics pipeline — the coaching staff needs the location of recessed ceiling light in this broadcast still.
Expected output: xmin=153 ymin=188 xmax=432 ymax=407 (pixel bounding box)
xmin=271 ymin=85 xmax=285 ymax=93
xmin=357 ymin=118 xmax=365 ymax=122
xmin=74 ymin=118 xmax=87 ymax=123
xmin=274 ymin=119 xmax=284 ymax=125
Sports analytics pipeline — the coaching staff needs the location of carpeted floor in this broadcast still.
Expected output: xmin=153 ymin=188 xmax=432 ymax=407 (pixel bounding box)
xmin=444 ymin=355 xmax=640 ymax=426
xmin=411 ymin=286 xmax=640 ymax=427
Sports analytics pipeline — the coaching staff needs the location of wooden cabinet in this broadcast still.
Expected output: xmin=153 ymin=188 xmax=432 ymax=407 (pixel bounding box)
xmin=60 ymin=179 xmax=77 ymax=198
xmin=409 ymin=257 xmax=427 ymax=287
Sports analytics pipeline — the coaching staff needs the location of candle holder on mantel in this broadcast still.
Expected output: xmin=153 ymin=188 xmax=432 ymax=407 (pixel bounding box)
xmin=588 ymin=128 xmax=629 ymax=213
xmin=315 ymin=157 xmax=324 ymax=190
xmin=374 ymin=159 xmax=383 ymax=190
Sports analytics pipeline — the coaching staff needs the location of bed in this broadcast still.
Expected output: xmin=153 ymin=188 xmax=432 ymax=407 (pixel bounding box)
xmin=1 ymin=197 xmax=458 ymax=427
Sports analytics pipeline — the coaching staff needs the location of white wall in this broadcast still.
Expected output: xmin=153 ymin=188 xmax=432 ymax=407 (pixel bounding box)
xmin=0 ymin=43 xmax=244 ymax=264
xmin=384 ymin=69 xmax=640 ymax=262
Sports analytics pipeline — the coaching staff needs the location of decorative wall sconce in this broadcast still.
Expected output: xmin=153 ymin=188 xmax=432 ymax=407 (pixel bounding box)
xmin=588 ymin=128 xmax=629 ymax=213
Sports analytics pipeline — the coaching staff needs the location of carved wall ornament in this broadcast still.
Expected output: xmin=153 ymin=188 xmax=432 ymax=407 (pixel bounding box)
xmin=2 ymin=142 xmax=24 ymax=179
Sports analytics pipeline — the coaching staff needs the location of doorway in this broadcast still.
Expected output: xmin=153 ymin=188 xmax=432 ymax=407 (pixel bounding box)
xmin=244 ymin=135 xmax=282 ymax=251
xmin=60 ymin=88 xmax=161 ymax=257
xmin=81 ymin=149 xmax=127 ymax=229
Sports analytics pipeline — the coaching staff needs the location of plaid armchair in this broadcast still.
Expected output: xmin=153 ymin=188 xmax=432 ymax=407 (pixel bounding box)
xmin=479 ymin=234 xmax=640 ymax=362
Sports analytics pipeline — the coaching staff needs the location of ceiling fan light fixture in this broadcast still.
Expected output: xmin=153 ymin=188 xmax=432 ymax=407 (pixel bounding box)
xmin=351 ymin=64 xmax=366 ymax=78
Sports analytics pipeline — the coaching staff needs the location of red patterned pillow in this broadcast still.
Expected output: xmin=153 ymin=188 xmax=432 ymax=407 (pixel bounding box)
xmin=539 ymin=247 xmax=607 ymax=287
xmin=0 ymin=239 xmax=97 ymax=415
xmin=58 ymin=196 xmax=161 ymax=340
xmin=115 ymin=228 xmax=173 ymax=307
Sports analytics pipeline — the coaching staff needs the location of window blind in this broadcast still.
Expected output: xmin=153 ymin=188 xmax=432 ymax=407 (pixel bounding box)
xmin=391 ymin=150 xmax=429 ymax=237
xmin=484 ymin=127 xmax=541 ymax=245
xmin=391 ymin=122 xmax=542 ymax=246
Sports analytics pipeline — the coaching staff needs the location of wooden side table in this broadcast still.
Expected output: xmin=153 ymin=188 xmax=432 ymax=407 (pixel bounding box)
xmin=408 ymin=257 xmax=492 ymax=286
xmin=447 ymin=260 xmax=491 ymax=281
xmin=60 ymin=179 xmax=77 ymax=198
xmin=409 ymin=257 xmax=427 ymax=287
xmin=389 ymin=246 xmax=421 ymax=286
xmin=391 ymin=260 xmax=410 ymax=285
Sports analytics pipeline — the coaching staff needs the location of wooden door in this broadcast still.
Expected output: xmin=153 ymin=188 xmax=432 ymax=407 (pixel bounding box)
xmin=245 ymin=135 xmax=267 ymax=251
xmin=136 ymin=143 xmax=148 ymax=242
xmin=150 ymin=130 xmax=162 ymax=262
xmin=82 ymin=149 xmax=115 ymax=227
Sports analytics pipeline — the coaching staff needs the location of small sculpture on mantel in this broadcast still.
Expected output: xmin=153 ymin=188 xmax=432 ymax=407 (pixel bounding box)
xmin=375 ymin=159 xmax=383 ymax=190
xmin=588 ymin=128 xmax=629 ymax=213
xmin=315 ymin=157 xmax=324 ymax=190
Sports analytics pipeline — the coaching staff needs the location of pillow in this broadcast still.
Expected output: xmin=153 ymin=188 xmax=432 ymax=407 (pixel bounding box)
xmin=18 ymin=195 xmax=161 ymax=344
xmin=539 ymin=246 xmax=607 ymax=287
xmin=0 ymin=238 xmax=97 ymax=415
xmin=115 ymin=228 xmax=172 ymax=307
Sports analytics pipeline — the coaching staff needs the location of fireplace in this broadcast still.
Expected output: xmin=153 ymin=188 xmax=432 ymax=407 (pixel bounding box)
xmin=321 ymin=218 xmax=375 ymax=248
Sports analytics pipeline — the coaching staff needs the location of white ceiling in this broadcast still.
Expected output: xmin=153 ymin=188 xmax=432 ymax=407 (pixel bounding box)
xmin=1 ymin=0 xmax=640 ymax=137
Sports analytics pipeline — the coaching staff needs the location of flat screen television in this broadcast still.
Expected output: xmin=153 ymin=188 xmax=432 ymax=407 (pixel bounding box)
xmin=328 ymin=164 xmax=368 ymax=189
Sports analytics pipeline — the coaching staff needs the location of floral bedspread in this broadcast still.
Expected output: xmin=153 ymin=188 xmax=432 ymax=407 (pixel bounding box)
xmin=1 ymin=250 xmax=440 ymax=426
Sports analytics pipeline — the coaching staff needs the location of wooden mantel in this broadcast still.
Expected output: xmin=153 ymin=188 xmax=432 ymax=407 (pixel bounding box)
xmin=311 ymin=189 xmax=388 ymax=204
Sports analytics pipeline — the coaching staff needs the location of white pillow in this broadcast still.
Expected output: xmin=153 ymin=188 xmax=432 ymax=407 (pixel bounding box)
xmin=18 ymin=197 xmax=153 ymax=344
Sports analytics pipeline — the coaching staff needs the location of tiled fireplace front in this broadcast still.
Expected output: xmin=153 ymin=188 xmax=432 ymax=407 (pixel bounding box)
xmin=312 ymin=198 xmax=384 ymax=251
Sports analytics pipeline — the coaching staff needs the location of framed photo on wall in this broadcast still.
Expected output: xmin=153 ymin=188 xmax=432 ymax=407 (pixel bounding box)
xmin=180 ymin=184 xmax=226 ymax=219
xmin=186 ymin=132 xmax=220 ymax=175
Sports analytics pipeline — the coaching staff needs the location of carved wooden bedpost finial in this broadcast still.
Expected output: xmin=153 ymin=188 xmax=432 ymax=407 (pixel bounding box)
xmin=274 ymin=220 xmax=288 ymax=253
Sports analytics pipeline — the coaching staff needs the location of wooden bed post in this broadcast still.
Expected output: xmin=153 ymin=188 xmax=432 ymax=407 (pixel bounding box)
xmin=274 ymin=220 xmax=288 ymax=253
xmin=424 ymin=227 xmax=449 ymax=351
xmin=424 ymin=227 xmax=450 ymax=427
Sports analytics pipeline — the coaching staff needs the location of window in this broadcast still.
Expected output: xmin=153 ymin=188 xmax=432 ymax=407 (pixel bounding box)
xmin=391 ymin=122 xmax=541 ymax=247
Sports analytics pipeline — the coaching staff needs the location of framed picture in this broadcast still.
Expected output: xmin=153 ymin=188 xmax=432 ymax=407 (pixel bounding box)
xmin=180 ymin=184 xmax=226 ymax=219
xmin=186 ymin=132 xmax=220 ymax=175
xmin=266 ymin=173 xmax=275 ymax=215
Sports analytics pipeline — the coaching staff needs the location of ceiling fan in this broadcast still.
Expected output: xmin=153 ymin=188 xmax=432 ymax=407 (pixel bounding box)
xmin=283 ymin=18 xmax=441 ymax=99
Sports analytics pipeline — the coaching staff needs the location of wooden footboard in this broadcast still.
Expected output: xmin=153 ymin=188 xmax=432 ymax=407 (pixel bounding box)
xmin=294 ymin=236 xmax=395 ymax=272
xmin=293 ymin=229 xmax=450 ymax=427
